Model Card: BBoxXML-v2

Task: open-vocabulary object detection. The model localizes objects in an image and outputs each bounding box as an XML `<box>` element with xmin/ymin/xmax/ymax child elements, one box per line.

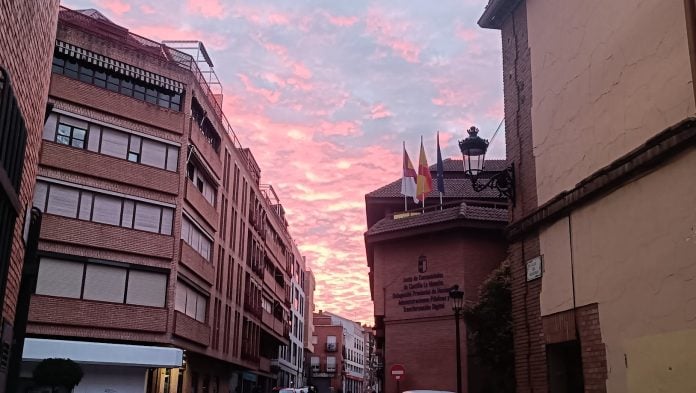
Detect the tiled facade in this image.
<box><xmin>22</xmin><ymin>7</ymin><xmax>310</xmax><ymax>393</ymax></box>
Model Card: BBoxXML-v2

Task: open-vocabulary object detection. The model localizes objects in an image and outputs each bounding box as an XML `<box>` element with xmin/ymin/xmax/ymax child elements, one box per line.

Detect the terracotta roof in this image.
<box><xmin>365</xmin><ymin>203</ymin><xmax>508</xmax><ymax>236</ymax></box>
<box><xmin>366</xmin><ymin>159</ymin><xmax>508</xmax><ymax>199</ymax></box>
<box><xmin>431</xmin><ymin>158</ymin><xmax>508</xmax><ymax>172</ymax></box>
<box><xmin>366</xmin><ymin>177</ymin><xmax>501</xmax><ymax>199</ymax></box>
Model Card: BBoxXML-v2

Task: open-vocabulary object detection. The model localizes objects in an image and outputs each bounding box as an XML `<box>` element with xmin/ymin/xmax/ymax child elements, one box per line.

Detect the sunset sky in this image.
<box><xmin>62</xmin><ymin>0</ymin><xmax>505</xmax><ymax>324</ymax></box>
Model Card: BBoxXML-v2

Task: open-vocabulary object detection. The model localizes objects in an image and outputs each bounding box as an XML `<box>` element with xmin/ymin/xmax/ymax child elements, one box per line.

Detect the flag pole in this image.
<box><xmin>403</xmin><ymin>141</ymin><xmax>407</xmax><ymax>212</ymax></box>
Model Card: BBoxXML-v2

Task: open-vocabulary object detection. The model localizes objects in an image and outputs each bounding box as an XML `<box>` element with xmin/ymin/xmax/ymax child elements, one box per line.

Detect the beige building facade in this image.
<box><xmin>480</xmin><ymin>0</ymin><xmax>696</xmax><ymax>391</ymax></box>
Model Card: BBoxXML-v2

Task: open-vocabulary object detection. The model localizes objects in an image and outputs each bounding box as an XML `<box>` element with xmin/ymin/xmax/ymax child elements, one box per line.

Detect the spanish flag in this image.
<box><xmin>416</xmin><ymin>137</ymin><xmax>433</xmax><ymax>201</ymax></box>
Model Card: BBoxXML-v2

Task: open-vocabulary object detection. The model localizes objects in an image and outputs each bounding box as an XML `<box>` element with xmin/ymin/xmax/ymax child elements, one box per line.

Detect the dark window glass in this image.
<box><xmin>128</xmin><ymin>152</ymin><xmax>140</xmax><ymax>162</ymax></box>
<box><xmin>145</xmin><ymin>87</ymin><xmax>158</xmax><ymax>104</ymax></box>
<box><xmin>64</xmin><ymin>60</ymin><xmax>78</xmax><ymax>78</ymax></box>
<box><xmin>187</xmin><ymin>163</ymin><xmax>195</xmax><ymax>181</ymax></box>
<box><xmin>171</xmin><ymin>94</ymin><xmax>181</xmax><ymax>105</ymax></box>
<box><xmin>121</xmin><ymin>79</ymin><xmax>133</xmax><ymax>97</ymax></box>
<box><xmin>197</xmin><ymin>178</ymin><xmax>204</xmax><ymax>192</ymax></box>
<box><xmin>134</xmin><ymin>84</ymin><xmax>146</xmax><ymax>100</ymax></box>
<box><xmin>171</xmin><ymin>103</ymin><xmax>180</xmax><ymax>111</ymax></box>
<box><xmin>79</xmin><ymin>66</ymin><xmax>94</xmax><ymax>83</ymax></box>
<box><xmin>107</xmin><ymin>75</ymin><xmax>120</xmax><ymax>92</ymax></box>
<box><xmin>158</xmin><ymin>92</ymin><xmax>171</xmax><ymax>108</ymax></box>
<box><xmin>94</xmin><ymin>71</ymin><xmax>107</xmax><ymax>88</ymax></box>
<box><xmin>52</xmin><ymin>57</ymin><xmax>65</xmax><ymax>74</ymax></box>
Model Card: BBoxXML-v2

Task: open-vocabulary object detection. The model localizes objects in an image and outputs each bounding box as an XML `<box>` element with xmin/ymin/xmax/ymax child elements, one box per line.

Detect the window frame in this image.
<box><xmin>55</xmin><ymin>122</ymin><xmax>88</xmax><ymax>149</ymax></box>
<box><xmin>35</xmin><ymin>254</ymin><xmax>169</xmax><ymax>307</ymax></box>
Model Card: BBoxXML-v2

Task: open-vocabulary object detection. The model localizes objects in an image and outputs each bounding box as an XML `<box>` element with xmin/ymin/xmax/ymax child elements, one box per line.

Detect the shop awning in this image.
<box><xmin>23</xmin><ymin>338</ymin><xmax>183</xmax><ymax>368</ymax></box>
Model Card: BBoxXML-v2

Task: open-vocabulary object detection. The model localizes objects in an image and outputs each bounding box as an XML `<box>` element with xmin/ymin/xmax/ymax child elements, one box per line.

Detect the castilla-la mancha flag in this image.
<box><xmin>416</xmin><ymin>137</ymin><xmax>433</xmax><ymax>201</ymax></box>
<box><xmin>401</xmin><ymin>142</ymin><xmax>419</xmax><ymax>203</ymax></box>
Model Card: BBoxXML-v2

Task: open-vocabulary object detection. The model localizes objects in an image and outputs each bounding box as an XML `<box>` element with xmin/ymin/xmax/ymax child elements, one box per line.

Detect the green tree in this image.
<box><xmin>33</xmin><ymin>358</ymin><xmax>83</xmax><ymax>392</ymax></box>
<box><xmin>464</xmin><ymin>262</ymin><xmax>514</xmax><ymax>393</ymax></box>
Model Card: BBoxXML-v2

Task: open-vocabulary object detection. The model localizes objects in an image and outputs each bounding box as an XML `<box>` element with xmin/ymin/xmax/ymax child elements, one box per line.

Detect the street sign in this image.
<box><xmin>390</xmin><ymin>364</ymin><xmax>406</xmax><ymax>381</ymax></box>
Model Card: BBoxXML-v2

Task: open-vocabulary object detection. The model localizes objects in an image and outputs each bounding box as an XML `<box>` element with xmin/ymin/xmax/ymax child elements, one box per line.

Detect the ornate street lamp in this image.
<box><xmin>449</xmin><ymin>285</ymin><xmax>465</xmax><ymax>393</ymax></box>
<box><xmin>458</xmin><ymin>126</ymin><xmax>515</xmax><ymax>202</ymax></box>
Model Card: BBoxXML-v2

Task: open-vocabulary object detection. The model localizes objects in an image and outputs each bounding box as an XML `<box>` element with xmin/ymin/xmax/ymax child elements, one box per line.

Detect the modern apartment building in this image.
<box><xmin>364</xmin><ymin>159</ymin><xmax>508</xmax><ymax>393</ymax></box>
<box><xmin>0</xmin><ymin>2</ymin><xmax>59</xmax><ymax>391</ymax></box>
<box><xmin>21</xmin><ymin>7</ymin><xmax>306</xmax><ymax>393</ymax></box>
<box><xmin>311</xmin><ymin>311</ymin><xmax>365</xmax><ymax>393</ymax></box>
<box><xmin>479</xmin><ymin>0</ymin><xmax>696</xmax><ymax>391</ymax></box>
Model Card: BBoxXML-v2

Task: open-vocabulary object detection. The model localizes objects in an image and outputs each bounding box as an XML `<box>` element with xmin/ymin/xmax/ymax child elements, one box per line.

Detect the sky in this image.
<box><xmin>62</xmin><ymin>0</ymin><xmax>505</xmax><ymax>325</ymax></box>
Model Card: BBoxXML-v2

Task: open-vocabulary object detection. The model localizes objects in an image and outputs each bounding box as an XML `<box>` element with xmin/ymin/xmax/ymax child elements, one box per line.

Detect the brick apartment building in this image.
<box><xmin>303</xmin><ymin>269</ymin><xmax>316</xmax><ymax>385</ymax></box>
<box><xmin>275</xmin><ymin>252</ymin><xmax>309</xmax><ymax>388</ymax></box>
<box><xmin>19</xmin><ymin>7</ymin><xmax>310</xmax><ymax>393</ymax></box>
<box><xmin>310</xmin><ymin>312</ymin><xmax>366</xmax><ymax>393</ymax></box>
<box><xmin>479</xmin><ymin>0</ymin><xmax>696</xmax><ymax>391</ymax></box>
<box><xmin>0</xmin><ymin>1</ymin><xmax>59</xmax><ymax>392</ymax></box>
<box><xmin>364</xmin><ymin>160</ymin><xmax>508</xmax><ymax>393</ymax></box>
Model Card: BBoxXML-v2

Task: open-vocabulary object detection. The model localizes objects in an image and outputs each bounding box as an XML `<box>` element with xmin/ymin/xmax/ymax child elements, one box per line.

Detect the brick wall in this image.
<box><xmin>29</xmin><ymin>295</ymin><xmax>168</xmax><ymax>332</ymax></box>
<box><xmin>0</xmin><ymin>0</ymin><xmax>59</xmax><ymax>323</ymax></box>
<box><xmin>50</xmin><ymin>74</ymin><xmax>185</xmax><ymax>133</ymax></box>
<box><xmin>498</xmin><ymin>2</ymin><xmax>549</xmax><ymax>392</ymax></box>
<box><xmin>40</xmin><ymin>214</ymin><xmax>174</xmax><ymax>259</ymax></box>
<box><xmin>40</xmin><ymin>141</ymin><xmax>181</xmax><ymax>195</ymax></box>
<box><xmin>174</xmin><ymin>311</ymin><xmax>211</xmax><ymax>346</ymax></box>
<box><xmin>371</xmin><ymin>228</ymin><xmax>507</xmax><ymax>393</ymax></box>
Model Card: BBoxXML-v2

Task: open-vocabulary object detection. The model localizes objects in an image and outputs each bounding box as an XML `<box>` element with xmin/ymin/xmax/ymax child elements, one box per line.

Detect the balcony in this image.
<box><xmin>259</xmin><ymin>356</ymin><xmax>272</xmax><ymax>373</ymax></box>
<box><xmin>40</xmin><ymin>142</ymin><xmax>180</xmax><ymax>195</ymax></box>
<box><xmin>273</xmin><ymin>317</ymin><xmax>285</xmax><ymax>337</ymax></box>
<box><xmin>50</xmin><ymin>74</ymin><xmax>184</xmax><ymax>133</ymax></box>
<box><xmin>179</xmin><ymin>239</ymin><xmax>214</xmax><ymax>285</ymax></box>
<box><xmin>173</xmin><ymin>311</ymin><xmax>211</xmax><ymax>346</ymax></box>
<box><xmin>189</xmin><ymin>118</ymin><xmax>222</xmax><ymax>177</ymax></box>
<box><xmin>243</xmin><ymin>294</ymin><xmax>262</xmax><ymax>319</ymax></box>
<box><xmin>29</xmin><ymin>295</ymin><xmax>168</xmax><ymax>333</ymax></box>
<box><xmin>326</xmin><ymin>366</ymin><xmax>337</xmax><ymax>373</ymax></box>
<box><xmin>185</xmin><ymin>182</ymin><xmax>218</xmax><ymax>230</ymax></box>
<box><xmin>326</xmin><ymin>343</ymin><xmax>337</xmax><ymax>352</ymax></box>
<box><xmin>40</xmin><ymin>214</ymin><xmax>174</xmax><ymax>259</ymax></box>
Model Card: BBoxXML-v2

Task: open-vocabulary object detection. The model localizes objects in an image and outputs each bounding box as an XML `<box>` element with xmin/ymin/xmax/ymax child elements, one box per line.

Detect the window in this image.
<box><xmin>175</xmin><ymin>281</ymin><xmax>208</xmax><ymax>322</ymax></box>
<box><xmin>45</xmin><ymin>114</ymin><xmax>180</xmax><ymax>171</ymax></box>
<box><xmin>326</xmin><ymin>356</ymin><xmax>336</xmax><ymax>372</ymax></box>
<box><xmin>181</xmin><ymin>217</ymin><xmax>213</xmax><ymax>261</ymax></box>
<box><xmin>51</xmin><ymin>53</ymin><xmax>183</xmax><ymax>111</ymax></box>
<box><xmin>56</xmin><ymin>123</ymin><xmax>87</xmax><ymax>148</ymax></box>
<box><xmin>187</xmin><ymin>162</ymin><xmax>217</xmax><ymax>206</ymax></box>
<box><xmin>128</xmin><ymin>135</ymin><xmax>141</xmax><ymax>162</ymax></box>
<box><xmin>311</xmin><ymin>356</ymin><xmax>320</xmax><ymax>371</ymax></box>
<box><xmin>33</xmin><ymin>180</ymin><xmax>173</xmax><ymax>235</ymax></box>
<box><xmin>35</xmin><ymin>257</ymin><xmax>167</xmax><ymax>307</ymax></box>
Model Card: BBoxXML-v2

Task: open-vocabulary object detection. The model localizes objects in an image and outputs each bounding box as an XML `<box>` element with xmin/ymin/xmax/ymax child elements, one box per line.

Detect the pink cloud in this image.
<box><xmin>456</xmin><ymin>26</ymin><xmax>479</xmax><ymax>42</ymax></box>
<box><xmin>370</xmin><ymin>103</ymin><xmax>392</xmax><ymax>119</ymax></box>
<box><xmin>365</xmin><ymin>8</ymin><xmax>422</xmax><ymax>63</ymax></box>
<box><xmin>237</xmin><ymin>74</ymin><xmax>281</xmax><ymax>103</ymax></box>
<box><xmin>186</xmin><ymin>0</ymin><xmax>225</xmax><ymax>19</ymax></box>
<box><xmin>96</xmin><ymin>0</ymin><xmax>131</xmax><ymax>16</ymax></box>
<box><xmin>130</xmin><ymin>24</ymin><xmax>228</xmax><ymax>51</ymax></box>
<box><xmin>327</xmin><ymin>14</ymin><xmax>359</xmax><ymax>27</ymax></box>
<box><xmin>139</xmin><ymin>4</ymin><xmax>155</xmax><ymax>14</ymax></box>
